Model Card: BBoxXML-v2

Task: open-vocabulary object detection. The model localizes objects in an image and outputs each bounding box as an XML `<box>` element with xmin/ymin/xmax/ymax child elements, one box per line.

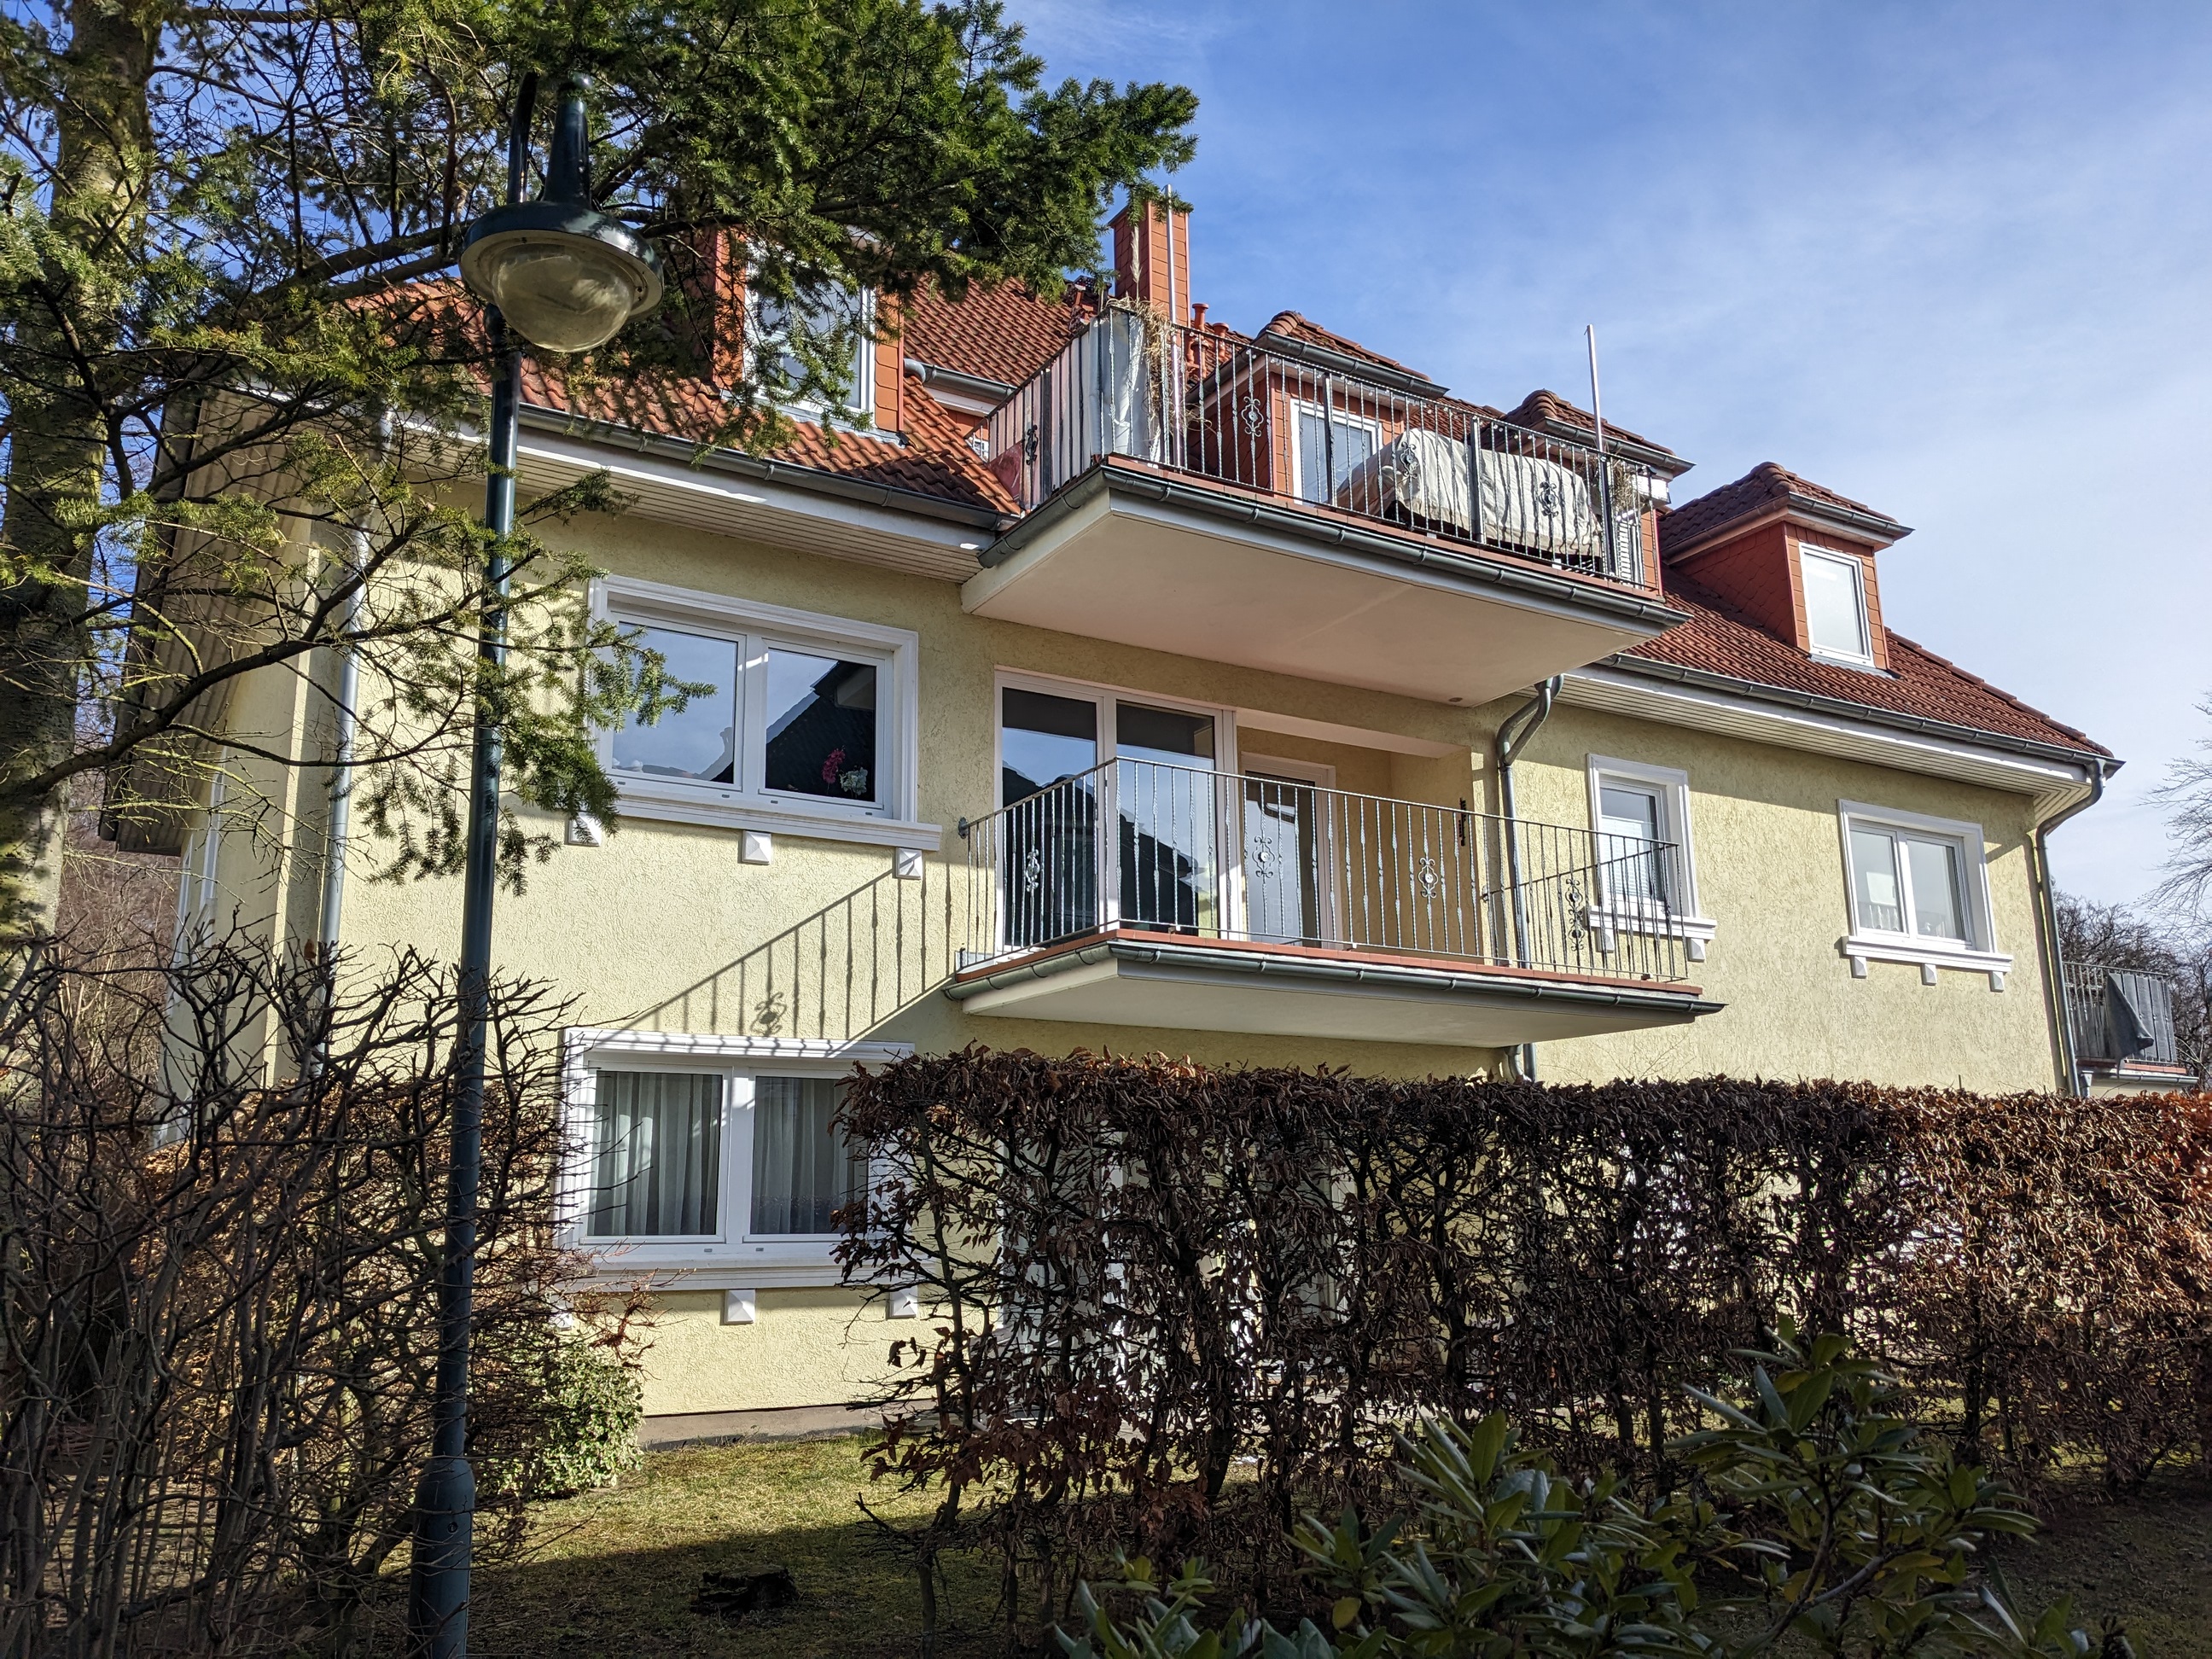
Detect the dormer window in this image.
<box><xmin>1800</xmin><ymin>545</ymin><xmax>1873</xmax><ymax>664</ymax></box>
<box><xmin>750</xmin><ymin>279</ymin><xmax>876</xmax><ymax>422</ymax></box>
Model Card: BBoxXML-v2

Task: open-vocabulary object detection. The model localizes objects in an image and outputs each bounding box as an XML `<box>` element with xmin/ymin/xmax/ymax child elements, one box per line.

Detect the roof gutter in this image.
<box><xmin>1665</xmin><ymin>498</ymin><xmax>1912</xmax><ymax>560</ymax></box>
<box><xmin>984</xmin><ymin>463</ymin><xmax>1689</xmax><ymax>632</ymax></box>
<box><xmin>1588</xmin><ymin>654</ymin><xmax>2116</xmax><ymax>778</ymax></box>
<box><xmin>903</xmin><ymin>357</ymin><xmax>1017</xmax><ymax>407</ymax></box>
<box><xmin>946</xmin><ymin>934</ymin><xmax>1721</xmax><ymax>1018</ymax></box>
<box><xmin>515</xmin><ymin>402</ymin><xmax>1008</xmax><ymax>532</ymax></box>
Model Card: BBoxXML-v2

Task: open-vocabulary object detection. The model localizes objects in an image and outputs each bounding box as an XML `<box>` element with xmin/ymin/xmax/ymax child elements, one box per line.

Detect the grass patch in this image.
<box><xmin>458</xmin><ymin>1436</ymin><xmax>998</xmax><ymax>1659</ymax></box>
<box><xmin>421</xmin><ymin>1438</ymin><xmax>2212</xmax><ymax>1658</ymax></box>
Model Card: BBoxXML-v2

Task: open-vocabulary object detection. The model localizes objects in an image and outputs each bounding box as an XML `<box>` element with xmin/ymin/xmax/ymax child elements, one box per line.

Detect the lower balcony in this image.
<box><xmin>2064</xmin><ymin>961</ymin><xmax>2197</xmax><ymax>1091</ymax></box>
<box><xmin>947</xmin><ymin>759</ymin><xmax>1720</xmax><ymax>1047</ymax></box>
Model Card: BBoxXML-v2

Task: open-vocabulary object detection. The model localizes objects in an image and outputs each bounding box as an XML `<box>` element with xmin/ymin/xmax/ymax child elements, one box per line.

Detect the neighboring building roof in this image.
<box><xmin>1255</xmin><ymin>311</ymin><xmax>1431</xmax><ymax>381</ymax></box>
<box><xmin>899</xmin><ymin>279</ymin><xmax>1086</xmax><ymax>389</ymax></box>
<box><xmin>1661</xmin><ymin>462</ymin><xmax>1908</xmax><ymax>555</ymax></box>
<box><xmin>1500</xmin><ymin>389</ymin><xmax>1678</xmax><ymax>468</ymax></box>
<box><xmin>1623</xmin><ymin>572</ymin><xmax>2109</xmax><ymax>758</ymax></box>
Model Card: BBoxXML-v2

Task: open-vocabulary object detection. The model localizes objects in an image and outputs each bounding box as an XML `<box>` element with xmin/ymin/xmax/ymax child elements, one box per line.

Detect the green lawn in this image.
<box><xmin>443</xmin><ymin>1436</ymin><xmax>2212</xmax><ymax>1658</ymax></box>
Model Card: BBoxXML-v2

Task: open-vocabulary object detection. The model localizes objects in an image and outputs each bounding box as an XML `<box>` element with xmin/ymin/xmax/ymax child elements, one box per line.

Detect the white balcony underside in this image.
<box><xmin>947</xmin><ymin>934</ymin><xmax>1719</xmax><ymax>1048</ymax></box>
<box><xmin>963</xmin><ymin>474</ymin><xmax>1679</xmax><ymax>707</ymax></box>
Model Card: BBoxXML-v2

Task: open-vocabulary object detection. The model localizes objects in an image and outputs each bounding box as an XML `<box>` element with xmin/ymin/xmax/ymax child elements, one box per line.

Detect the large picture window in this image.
<box><xmin>587</xmin><ymin>1070</ymin><xmax>723</xmax><ymax>1239</ymax></box>
<box><xmin>594</xmin><ymin>579</ymin><xmax>922</xmax><ymax>845</ymax></box>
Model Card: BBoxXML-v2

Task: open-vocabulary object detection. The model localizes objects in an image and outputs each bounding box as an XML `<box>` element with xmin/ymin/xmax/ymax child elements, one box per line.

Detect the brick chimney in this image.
<box><xmin>1109</xmin><ymin>196</ymin><xmax>1191</xmax><ymax>323</ymax></box>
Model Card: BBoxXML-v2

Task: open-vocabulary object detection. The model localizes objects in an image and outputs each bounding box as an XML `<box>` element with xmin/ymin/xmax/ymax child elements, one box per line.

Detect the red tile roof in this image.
<box><xmin>1626</xmin><ymin>572</ymin><xmax>2106</xmax><ymax>756</ymax></box>
<box><xmin>520</xmin><ymin>350</ymin><xmax>1017</xmax><ymax>515</ymax></box>
<box><xmin>1501</xmin><ymin>389</ymin><xmax>1674</xmax><ymax>463</ymax></box>
<box><xmin>472</xmin><ymin>274</ymin><xmax>2101</xmax><ymax>764</ymax></box>
<box><xmin>1661</xmin><ymin>462</ymin><xmax>1906</xmax><ymax>554</ymax></box>
<box><xmin>899</xmin><ymin>280</ymin><xmax>1088</xmax><ymax>388</ymax></box>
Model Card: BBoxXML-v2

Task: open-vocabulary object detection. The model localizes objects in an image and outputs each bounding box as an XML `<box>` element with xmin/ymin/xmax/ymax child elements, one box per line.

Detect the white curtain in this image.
<box><xmin>587</xmin><ymin>1070</ymin><xmax>722</xmax><ymax>1237</ymax></box>
<box><xmin>751</xmin><ymin>1076</ymin><xmax>861</xmax><ymax>1234</ymax></box>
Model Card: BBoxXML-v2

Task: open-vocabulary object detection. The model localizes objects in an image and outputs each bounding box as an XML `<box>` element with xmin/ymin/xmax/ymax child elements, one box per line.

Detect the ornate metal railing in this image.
<box><xmin>957</xmin><ymin>758</ymin><xmax>1691</xmax><ymax>984</ymax></box>
<box><xmin>985</xmin><ymin>306</ymin><xmax>1662</xmax><ymax>586</ymax></box>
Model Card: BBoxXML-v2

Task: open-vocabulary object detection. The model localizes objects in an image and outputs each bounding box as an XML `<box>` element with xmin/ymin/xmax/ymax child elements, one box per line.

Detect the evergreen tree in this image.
<box><xmin>0</xmin><ymin>0</ymin><xmax>1196</xmax><ymax>933</ymax></box>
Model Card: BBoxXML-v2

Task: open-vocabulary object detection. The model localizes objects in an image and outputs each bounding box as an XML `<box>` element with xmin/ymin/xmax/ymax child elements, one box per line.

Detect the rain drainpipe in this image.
<box><xmin>2027</xmin><ymin>760</ymin><xmax>2106</xmax><ymax>1097</ymax></box>
<box><xmin>1493</xmin><ymin>674</ymin><xmax>1563</xmax><ymax>1081</ymax></box>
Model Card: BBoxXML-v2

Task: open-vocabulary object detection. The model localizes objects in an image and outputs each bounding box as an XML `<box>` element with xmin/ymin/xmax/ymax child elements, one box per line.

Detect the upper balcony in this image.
<box><xmin>968</xmin><ymin>307</ymin><xmax>1686</xmax><ymax>707</ymax></box>
<box><xmin>947</xmin><ymin>757</ymin><xmax>1719</xmax><ymax>1047</ymax></box>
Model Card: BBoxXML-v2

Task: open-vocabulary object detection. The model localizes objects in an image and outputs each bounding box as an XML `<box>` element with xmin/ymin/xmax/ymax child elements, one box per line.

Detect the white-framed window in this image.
<box><xmin>1289</xmin><ymin>399</ymin><xmax>1382</xmax><ymax>505</ymax></box>
<box><xmin>561</xmin><ymin>1028</ymin><xmax>912</xmax><ymax>1285</ymax></box>
<box><xmin>594</xmin><ymin>576</ymin><xmax>933</xmax><ymax>852</ymax></box>
<box><xmin>1836</xmin><ymin>800</ymin><xmax>2011</xmax><ymax>987</ymax></box>
<box><xmin>749</xmin><ymin>276</ymin><xmax>876</xmax><ymax>424</ymax></box>
<box><xmin>1799</xmin><ymin>544</ymin><xmax>1874</xmax><ymax>665</ymax></box>
<box><xmin>1583</xmin><ymin>754</ymin><xmax>1714</xmax><ymax>958</ymax></box>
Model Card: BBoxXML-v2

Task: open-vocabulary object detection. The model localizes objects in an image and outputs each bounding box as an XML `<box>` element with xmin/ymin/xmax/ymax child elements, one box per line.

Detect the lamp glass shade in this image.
<box><xmin>466</xmin><ymin>227</ymin><xmax>659</xmax><ymax>353</ymax></box>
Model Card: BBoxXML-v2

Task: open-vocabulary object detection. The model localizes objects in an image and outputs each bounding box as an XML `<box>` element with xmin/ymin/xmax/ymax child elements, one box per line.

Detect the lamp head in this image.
<box><xmin>459</xmin><ymin>79</ymin><xmax>663</xmax><ymax>353</ymax></box>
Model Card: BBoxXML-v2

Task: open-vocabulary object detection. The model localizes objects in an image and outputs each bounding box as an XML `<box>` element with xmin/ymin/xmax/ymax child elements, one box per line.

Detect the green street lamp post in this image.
<box><xmin>406</xmin><ymin>73</ymin><xmax>661</xmax><ymax>1659</ymax></box>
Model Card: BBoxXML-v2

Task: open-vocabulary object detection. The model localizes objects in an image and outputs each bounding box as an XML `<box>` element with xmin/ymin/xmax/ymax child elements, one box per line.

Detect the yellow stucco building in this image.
<box><xmin>148</xmin><ymin>203</ymin><xmax>2130</xmax><ymax>1425</ymax></box>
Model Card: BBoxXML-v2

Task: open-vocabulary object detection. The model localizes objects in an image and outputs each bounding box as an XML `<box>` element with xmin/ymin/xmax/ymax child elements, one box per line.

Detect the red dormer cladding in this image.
<box><xmin>1658</xmin><ymin>463</ymin><xmax>1904</xmax><ymax>672</ymax></box>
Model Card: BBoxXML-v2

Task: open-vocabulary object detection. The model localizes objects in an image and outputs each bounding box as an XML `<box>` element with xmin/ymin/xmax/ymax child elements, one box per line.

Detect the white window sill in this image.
<box><xmin>1840</xmin><ymin>934</ymin><xmax>2012</xmax><ymax>988</ymax></box>
<box><xmin>572</xmin><ymin>1249</ymin><xmax>846</xmax><ymax>1289</ymax></box>
<box><xmin>613</xmin><ymin>777</ymin><xmax>942</xmax><ymax>853</ymax></box>
<box><xmin>1585</xmin><ymin>906</ymin><xmax>1717</xmax><ymax>961</ymax></box>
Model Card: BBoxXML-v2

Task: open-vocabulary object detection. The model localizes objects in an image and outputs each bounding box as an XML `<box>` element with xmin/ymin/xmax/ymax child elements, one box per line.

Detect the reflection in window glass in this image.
<box><xmin>1904</xmin><ymin>836</ymin><xmax>1966</xmax><ymax>941</ymax></box>
<box><xmin>1001</xmin><ymin>687</ymin><xmax>1098</xmax><ymax>805</ymax></box>
<box><xmin>1297</xmin><ymin>408</ymin><xmax>1377</xmax><ymax>504</ymax></box>
<box><xmin>1850</xmin><ymin>825</ymin><xmax>1905</xmax><ymax>934</ymax></box>
<box><xmin>1598</xmin><ymin>783</ymin><xmax>1668</xmax><ymax>905</ymax></box>
<box><xmin>1802</xmin><ymin>550</ymin><xmax>1870</xmax><ymax>659</ymax></box>
<box><xmin>613</xmin><ymin>626</ymin><xmax>739</xmax><ymax>783</ymax></box>
<box><xmin>1115</xmin><ymin>702</ymin><xmax>1214</xmax><ymax>767</ymax></box>
<box><xmin>753</xmin><ymin>283</ymin><xmax>868</xmax><ymax>408</ymax></box>
<box><xmin>750</xmin><ymin>1076</ymin><xmax>864</xmax><ymax>1235</ymax></box>
<box><xmin>1116</xmin><ymin>703</ymin><xmax>1217</xmax><ymax>933</ymax></box>
<box><xmin>763</xmin><ymin>649</ymin><xmax>878</xmax><ymax>802</ymax></box>
<box><xmin>587</xmin><ymin>1070</ymin><xmax>721</xmax><ymax>1238</ymax></box>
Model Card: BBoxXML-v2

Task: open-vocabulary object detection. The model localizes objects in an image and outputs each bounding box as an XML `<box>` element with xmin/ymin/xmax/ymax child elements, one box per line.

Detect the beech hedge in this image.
<box><xmin>836</xmin><ymin>1051</ymin><xmax>2212</xmax><ymax>1627</ymax></box>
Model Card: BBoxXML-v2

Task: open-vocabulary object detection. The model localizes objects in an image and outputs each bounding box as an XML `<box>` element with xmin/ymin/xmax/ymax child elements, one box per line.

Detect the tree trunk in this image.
<box><xmin>0</xmin><ymin>0</ymin><xmax>160</xmax><ymax>940</ymax></box>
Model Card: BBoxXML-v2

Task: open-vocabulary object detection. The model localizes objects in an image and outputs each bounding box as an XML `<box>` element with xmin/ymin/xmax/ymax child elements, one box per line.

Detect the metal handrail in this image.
<box><xmin>958</xmin><ymin>757</ymin><xmax>1690</xmax><ymax>984</ymax></box>
<box><xmin>985</xmin><ymin>305</ymin><xmax>1662</xmax><ymax>588</ymax></box>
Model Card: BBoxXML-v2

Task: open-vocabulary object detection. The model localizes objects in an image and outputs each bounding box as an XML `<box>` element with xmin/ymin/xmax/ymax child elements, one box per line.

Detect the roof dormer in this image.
<box><xmin>1658</xmin><ymin>463</ymin><xmax>1908</xmax><ymax>672</ymax></box>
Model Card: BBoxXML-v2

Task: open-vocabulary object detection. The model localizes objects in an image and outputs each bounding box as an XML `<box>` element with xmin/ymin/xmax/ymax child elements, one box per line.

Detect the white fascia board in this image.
<box><xmin>1561</xmin><ymin>665</ymin><xmax>2096</xmax><ymax>811</ymax></box>
<box><xmin>515</xmin><ymin>426</ymin><xmax>987</xmax><ymax>571</ymax></box>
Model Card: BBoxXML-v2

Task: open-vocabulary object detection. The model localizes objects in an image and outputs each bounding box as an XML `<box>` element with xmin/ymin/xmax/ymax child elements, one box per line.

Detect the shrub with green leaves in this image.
<box><xmin>480</xmin><ymin>1331</ymin><xmax>645</xmax><ymax>1504</ymax></box>
<box><xmin>1058</xmin><ymin>1327</ymin><xmax>2131</xmax><ymax>1659</ymax></box>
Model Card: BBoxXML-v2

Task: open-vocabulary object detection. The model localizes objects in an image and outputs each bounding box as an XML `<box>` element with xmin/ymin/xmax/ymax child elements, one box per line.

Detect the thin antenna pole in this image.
<box><xmin>1585</xmin><ymin>324</ymin><xmax>1606</xmax><ymax>457</ymax></box>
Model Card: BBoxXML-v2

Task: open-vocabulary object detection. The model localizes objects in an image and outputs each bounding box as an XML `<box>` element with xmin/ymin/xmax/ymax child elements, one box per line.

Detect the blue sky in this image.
<box><xmin>1022</xmin><ymin>0</ymin><xmax>2212</xmax><ymax>912</ymax></box>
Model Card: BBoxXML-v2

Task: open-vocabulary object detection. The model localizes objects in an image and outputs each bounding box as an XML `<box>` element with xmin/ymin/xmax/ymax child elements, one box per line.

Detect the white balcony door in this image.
<box><xmin>1237</xmin><ymin>756</ymin><xmax>1338</xmax><ymax>946</ymax></box>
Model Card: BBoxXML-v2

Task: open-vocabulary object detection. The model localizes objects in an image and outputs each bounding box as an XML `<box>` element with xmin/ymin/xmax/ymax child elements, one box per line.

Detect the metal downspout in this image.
<box><xmin>1493</xmin><ymin>675</ymin><xmax>1563</xmax><ymax>1080</ymax></box>
<box><xmin>2029</xmin><ymin>762</ymin><xmax>2106</xmax><ymax>1097</ymax></box>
